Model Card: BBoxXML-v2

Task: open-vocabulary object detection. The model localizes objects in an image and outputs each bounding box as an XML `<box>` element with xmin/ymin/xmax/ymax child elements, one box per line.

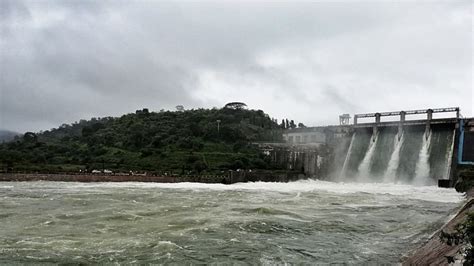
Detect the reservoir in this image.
<box><xmin>0</xmin><ymin>180</ymin><xmax>463</xmax><ymax>264</ymax></box>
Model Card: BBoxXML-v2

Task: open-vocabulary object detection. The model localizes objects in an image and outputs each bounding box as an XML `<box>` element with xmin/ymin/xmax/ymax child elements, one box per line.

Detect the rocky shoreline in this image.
<box><xmin>402</xmin><ymin>189</ymin><xmax>473</xmax><ymax>265</ymax></box>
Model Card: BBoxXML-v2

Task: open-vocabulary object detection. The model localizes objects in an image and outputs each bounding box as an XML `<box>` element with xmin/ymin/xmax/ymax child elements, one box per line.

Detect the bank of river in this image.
<box><xmin>0</xmin><ymin>180</ymin><xmax>463</xmax><ymax>264</ymax></box>
<box><xmin>0</xmin><ymin>173</ymin><xmax>178</xmax><ymax>183</ymax></box>
<box><xmin>403</xmin><ymin>189</ymin><xmax>473</xmax><ymax>265</ymax></box>
<box><xmin>0</xmin><ymin>171</ymin><xmax>300</xmax><ymax>184</ymax></box>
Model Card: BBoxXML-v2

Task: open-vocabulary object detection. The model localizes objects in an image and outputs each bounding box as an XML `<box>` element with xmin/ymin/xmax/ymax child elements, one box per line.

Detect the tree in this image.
<box><xmin>23</xmin><ymin>132</ymin><xmax>38</xmax><ymax>143</ymax></box>
<box><xmin>193</xmin><ymin>160</ymin><xmax>207</xmax><ymax>173</ymax></box>
<box><xmin>285</xmin><ymin>119</ymin><xmax>290</xmax><ymax>129</ymax></box>
<box><xmin>135</xmin><ymin>108</ymin><xmax>150</xmax><ymax>117</ymax></box>
<box><xmin>298</xmin><ymin>122</ymin><xmax>307</xmax><ymax>128</ymax></box>
<box><xmin>290</xmin><ymin>120</ymin><xmax>296</xmax><ymax>129</ymax></box>
<box><xmin>231</xmin><ymin>160</ymin><xmax>244</xmax><ymax>170</ymax></box>
<box><xmin>224</xmin><ymin>102</ymin><xmax>247</xmax><ymax>110</ymax></box>
<box><xmin>280</xmin><ymin>119</ymin><xmax>286</xmax><ymax>129</ymax></box>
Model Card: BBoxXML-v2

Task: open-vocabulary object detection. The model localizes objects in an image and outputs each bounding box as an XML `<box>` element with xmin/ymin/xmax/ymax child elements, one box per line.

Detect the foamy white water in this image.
<box><xmin>47</xmin><ymin>179</ymin><xmax>463</xmax><ymax>203</ymax></box>
<box><xmin>384</xmin><ymin>133</ymin><xmax>404</xmax><ymax>182</ymax></box>
<box><xmin>414</xmin><ymin>131</ymin><xmax>432</xmax><ymax>185</ymax></box>
<box><xmin>357</xmin><ymin>132</ymin><xmax>379</xmax><ymax>181</ymax></box>
<box><xmin>0</xmin><ymin>181</ymin><xmax>464</xmax><ymax>264</ymax></box>
<box><xmin>444</xmin><ymin>129</ymin><xmax>456</xmax><ymax>180</ymax></box>
<box><xmin>339</xmin><ymin>133</ymin><xmax>356</xmax><ymax>179</ymax></box>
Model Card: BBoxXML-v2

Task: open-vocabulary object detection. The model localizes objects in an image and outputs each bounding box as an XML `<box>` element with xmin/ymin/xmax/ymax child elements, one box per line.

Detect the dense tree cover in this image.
<box><xmin>0</xmin><ymin>107</ymin><xmax>286</xmax><ymax>174</ymax></box>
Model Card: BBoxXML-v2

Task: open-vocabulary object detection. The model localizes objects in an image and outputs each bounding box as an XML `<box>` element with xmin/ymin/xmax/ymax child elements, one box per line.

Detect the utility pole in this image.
<box><xmin>216</xmin><ymin>120</ymin><xmax>221</xmax><ymax>134</ymax></box>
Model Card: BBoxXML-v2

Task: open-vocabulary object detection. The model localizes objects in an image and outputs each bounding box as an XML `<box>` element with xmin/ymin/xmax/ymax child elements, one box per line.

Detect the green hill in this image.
<box><xmin>0</xmin><ymin>107</ymin><xmax>285</xmax><ymax>174</ymax></box>
<box><xmin>0</xmin><ymin>130</ymin><xmax>20</xmax><ymax>142</ymax></box>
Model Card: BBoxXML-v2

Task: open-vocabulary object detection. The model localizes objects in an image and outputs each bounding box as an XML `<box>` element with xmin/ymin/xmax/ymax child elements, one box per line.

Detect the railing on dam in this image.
<box><xmin>353</xmin><ymin>107</ymin><xmax>460</xmax><ymax>125</ymax></box>
<box><xmin>353</xmin><ymin>107</ymin><xmax>461</xmax><ymax>137</ymax></box>
<box><xmin>352</xmin><ymin>118</ymin><xmax>459</xmax><ymax>128</ymax></box>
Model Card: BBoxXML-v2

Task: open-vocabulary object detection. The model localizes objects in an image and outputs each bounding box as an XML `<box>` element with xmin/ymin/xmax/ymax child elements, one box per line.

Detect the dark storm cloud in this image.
<box><xmin>0</xmin><ymin>0</ymin><xmax>472</xmax><ymax>132</ymax></box>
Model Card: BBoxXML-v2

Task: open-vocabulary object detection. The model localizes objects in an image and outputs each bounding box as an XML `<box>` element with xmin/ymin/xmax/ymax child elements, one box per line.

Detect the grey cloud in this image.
<box><xmin>0</xmin><ymin>0</ymin><xmax>31</xmax><ymax>22</ymax></box>
<box><xmin>0</xmin><ymin>0</ymin><xmax>472</xmax><ymax>132</ymax></box>
<box><xmin>322</xmin><ymin>87</ymin><xmax>360</xmax><ymax>112</ymax></box>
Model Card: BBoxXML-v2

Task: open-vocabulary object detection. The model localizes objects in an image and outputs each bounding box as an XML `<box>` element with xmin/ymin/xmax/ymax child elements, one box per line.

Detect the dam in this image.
<box><xmin>263</xmin><ymin>107</ymin><xmax>474</xmax><ymax>187</ymax></box>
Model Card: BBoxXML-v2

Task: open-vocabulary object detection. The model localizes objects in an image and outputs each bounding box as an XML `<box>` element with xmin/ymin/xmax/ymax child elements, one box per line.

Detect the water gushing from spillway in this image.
<box><xmin>413</xmin><ymin>130</ymin><xmax>432</xmax><ymax>185</ymax></box>
<box><xmin>339</xmin><ymin>133</ymin><xmax>356</xmax><ymax>179</ymax></box>
<box><xmin>383</xmin><ymin>133</ymin><xmax>404</xmax><ymax>183</ymax></box>
<box><xmin>356</xmin><ymin>132</ymin><xmax>379</xmax><ymax>181</ymax></box>
<box><xmin>332</xmin><ymin>124</ymin><xmax>455</xmax><ymax>185</ymax></box>
<box><xmin>444</xmin><ymin>130</ymin><xmax>456</xmax><ymax>180</ymax></box>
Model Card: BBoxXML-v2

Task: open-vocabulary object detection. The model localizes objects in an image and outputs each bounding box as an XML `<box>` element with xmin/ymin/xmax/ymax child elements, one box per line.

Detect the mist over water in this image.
<box><xmin>0</xmin><ymin>181</ymin><xmax>463</xmax><ymax>264</ymax></box>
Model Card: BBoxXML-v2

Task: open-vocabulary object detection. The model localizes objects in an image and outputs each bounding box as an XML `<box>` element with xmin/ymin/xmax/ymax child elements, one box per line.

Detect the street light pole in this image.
<box><xmin>216</xmin><ymin>120</ymin><xmax>221</xmax><ymax>134</ymax></box>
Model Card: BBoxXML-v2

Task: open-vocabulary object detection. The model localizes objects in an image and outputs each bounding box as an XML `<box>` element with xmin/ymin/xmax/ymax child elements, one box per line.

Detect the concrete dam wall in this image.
<box><xmin>332</xmin><ymin>124</ymin><xmax>455</xmax><ymax>185</ymax></box>
<box><xmin>267</xmin><ymin>112</ymin><xmax>474</xmax><ymax>187</ymax></box>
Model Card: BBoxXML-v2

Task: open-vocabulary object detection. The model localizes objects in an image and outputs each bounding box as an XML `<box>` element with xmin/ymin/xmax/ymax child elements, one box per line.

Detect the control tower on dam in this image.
<box><xmin>274</xmin><ymin>107</ymin><xmax>474</xmax><ymax>187</ymax></box>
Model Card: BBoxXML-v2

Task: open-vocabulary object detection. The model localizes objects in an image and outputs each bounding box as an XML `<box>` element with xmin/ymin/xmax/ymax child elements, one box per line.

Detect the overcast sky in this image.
<box><xmin>0</xmin><ymin>0</ymin><xmax>472</xmax><ymax>133</ymax></box>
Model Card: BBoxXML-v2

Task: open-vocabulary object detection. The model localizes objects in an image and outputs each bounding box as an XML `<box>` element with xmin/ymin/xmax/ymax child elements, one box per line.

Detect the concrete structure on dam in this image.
<box><xmin>263</xmin><ymin>107</ymin><xmax>474</xmax><ymax>187</ymax></box>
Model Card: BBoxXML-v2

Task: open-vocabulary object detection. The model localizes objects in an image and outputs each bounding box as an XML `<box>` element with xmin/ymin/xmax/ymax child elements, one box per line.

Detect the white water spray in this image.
<box><xmin>413</xmin><ymin>131</ymin><xmax>432</xmax><ymax>185</ymax></box>
<box><xmin>339</xmin><ymin>133</ymin><xmax>356</xmax><ymax>179</ymax></box>
<box><xmin>357</xmin><ymin>132</ymin><xmax>379</xmax><ymax>181</ymax></box>
<box><xmin>444</xmin><ymin>130</ymin><xmax>456</xmax><ymax>180</ymax></box>
<box><xmin>383</xmin><ymin>133</ymin><xmax>404</xmax><ymax>183</ymax></box>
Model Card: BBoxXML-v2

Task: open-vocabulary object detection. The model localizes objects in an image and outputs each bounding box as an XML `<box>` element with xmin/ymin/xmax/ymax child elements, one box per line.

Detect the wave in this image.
<box><xmin>21</xmin><ymin>179</ymin><xmax>464</xmax><ymax>203</ymax></box>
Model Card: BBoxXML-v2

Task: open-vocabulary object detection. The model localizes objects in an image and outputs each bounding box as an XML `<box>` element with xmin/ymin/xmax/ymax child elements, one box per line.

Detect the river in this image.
<box><xmin>0</xmin><ymin>180</ymin><xmax>464</xmax><ymax>264</ymax></box>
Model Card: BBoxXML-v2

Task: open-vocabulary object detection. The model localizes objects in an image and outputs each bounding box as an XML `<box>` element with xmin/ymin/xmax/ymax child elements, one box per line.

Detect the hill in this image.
<box><xmin>0</xmin><ymin>130</ymin><xmax>20</xmax><ymax>142</ymax></box>
<box><xmin>0</xmin><ymin>107</ymin><xmax>287</xmax><ymax>174</ymax></box>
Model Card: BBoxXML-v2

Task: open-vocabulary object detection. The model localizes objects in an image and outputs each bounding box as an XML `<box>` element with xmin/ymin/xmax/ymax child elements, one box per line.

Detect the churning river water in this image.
<box><xmin>0</xmin><ymin>180</ymin><xmax>464</xmax><ymax>264</ymax></box>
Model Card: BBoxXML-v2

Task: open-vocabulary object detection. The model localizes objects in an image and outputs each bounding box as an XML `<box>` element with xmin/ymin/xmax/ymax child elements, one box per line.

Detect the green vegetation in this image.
<box><xmin>0</xmin><ymin>107</ymin><xmax>288</xmax><ymax>175</ymax></box>
<box><xmin>440</xmin><ymin>212</ymin><xmax>474</xmax><ymax>265</ymax></box>
<box><xmin>443</xmin><ymin>165</ymin><xmax>474</xmax><ymax>265</ymax></box>
<box><xmin>455</xmin><ymin>166</ymin><xmax>474</xmax><ymax>193</ymax></box>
